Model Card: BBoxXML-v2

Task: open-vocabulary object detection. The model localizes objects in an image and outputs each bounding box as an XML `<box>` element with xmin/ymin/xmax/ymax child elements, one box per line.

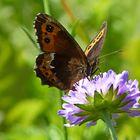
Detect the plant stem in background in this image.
<box><xmin>59</xmin><ymin>91</ymin><xmax>68</xmax><ymax>140</ymax></box>
<box><xmin>43</xmin><ymin>0</ymin><xmax>51</xmax><ymax>14</ymax></box>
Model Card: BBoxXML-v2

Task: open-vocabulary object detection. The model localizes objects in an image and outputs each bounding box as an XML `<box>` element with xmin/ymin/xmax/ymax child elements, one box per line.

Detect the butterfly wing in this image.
<box><xmin>34</xmin><ymin>13</ymin><xmax>89</xmax><ymax>91</ymax></box>
<box><xmin>84</xmin><ymin>22</ymin><xmax>107</xmax><ymax>74</ymax></box>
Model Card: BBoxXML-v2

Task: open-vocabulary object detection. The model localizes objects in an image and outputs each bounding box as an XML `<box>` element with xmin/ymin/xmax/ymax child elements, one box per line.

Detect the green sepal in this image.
<box><xmin>75</xmin><ymin>104</ymin><xmax>94</xmax><ymax>112</ymax></box>
<box><xmin>112</xmin><ymin>92</ymin><xmax>127</xmax><ymax>108</ymax></box>
<box><xmin>105</xmin><ymin>85</ymin><xmax>114</xmax><ymax>101</ymax></box>
<box><xmin>129</xmin><ymin>107</ymin><xmax>140</xmax><ymax>111</ymax></box>
<box><xmin>74</xmin><ymin>111</ymin><xmax>91</xmax><ymax>116</ymax></box>
<box><xmin>118</xmin><ymin>99</ymin><xmax>132</xmax><ymax>108</ymax></box>
<box><xmin>138</xmin><ymin>98</ymin><xmax>140</xmax><ymax>104</ymax></box>
<box><xmin>86</xmin><ymin>94</ymin><xmax>94</xmax><ymax>103</ymax></box>
<box><xmin>94</xmin><ymin>91</ymin><xmax>104</xmax><ymax>107</ymax></box>
<box><xmin>79</xmin><ymin>114</ymin><xmax>99</xmax><ymax>126</ymax></box>
<box><xmin>112</xmin><ymin>109</ymin><xmax>126</xmax><ymax>113</ymax></box>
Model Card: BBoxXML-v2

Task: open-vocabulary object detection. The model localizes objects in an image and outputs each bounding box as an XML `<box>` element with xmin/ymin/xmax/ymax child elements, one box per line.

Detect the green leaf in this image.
<box><xmin>21</xmin><ymin>26</ymin><xmax>38</xmax><ymax>49</ymax></box>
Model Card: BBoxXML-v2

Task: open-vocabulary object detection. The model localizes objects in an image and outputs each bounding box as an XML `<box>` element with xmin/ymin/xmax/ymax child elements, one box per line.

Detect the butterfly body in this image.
<box><xmin>34</xmin><ymin>13</ymin><xmax>107</xmax><ymax>91</ymax></box>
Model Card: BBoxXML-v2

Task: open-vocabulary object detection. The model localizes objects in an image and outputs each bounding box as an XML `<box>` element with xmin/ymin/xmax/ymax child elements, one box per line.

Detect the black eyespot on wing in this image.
<box><xmin>44</xmin><ymin>38</ymin><xmax>50</xmax><ymax>43</ymax></box>
<box><xmin>46</xmin><ymin>25</ymin><xmax>54</xmax><ymax>32</ymax></box>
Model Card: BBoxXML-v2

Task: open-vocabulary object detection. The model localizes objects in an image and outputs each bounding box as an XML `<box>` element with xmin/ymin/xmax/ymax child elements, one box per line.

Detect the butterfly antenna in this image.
<box><xmin>99</xmin><ymin>59</ymin><xmax>105</xmax><ymax>64</ymax></box>
<box><xmin>99</xmin><ymin>49</ymin><xmax>123</xmax><ymax>59</ymax></box>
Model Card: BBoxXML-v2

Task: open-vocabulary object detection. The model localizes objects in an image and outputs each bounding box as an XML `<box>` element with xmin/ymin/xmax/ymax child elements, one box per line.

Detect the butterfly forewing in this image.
<box><xmin>35</xmin><ymin>14</ymin><xmax>86</xmax><ymax>58</ymax></box>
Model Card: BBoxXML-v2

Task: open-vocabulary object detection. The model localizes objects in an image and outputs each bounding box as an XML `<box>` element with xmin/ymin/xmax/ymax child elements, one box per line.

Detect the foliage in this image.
<box><xmin>0</xmin><ymin>0</ymin><xmax>140</xmax><ymax>140</ymax></box>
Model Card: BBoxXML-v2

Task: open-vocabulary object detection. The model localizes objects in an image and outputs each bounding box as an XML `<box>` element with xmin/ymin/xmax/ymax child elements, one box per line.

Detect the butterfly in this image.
<box><xmin>34</xmin><ymin>13</ymin><xmax>107</xmax><ymax>91</ymax></box>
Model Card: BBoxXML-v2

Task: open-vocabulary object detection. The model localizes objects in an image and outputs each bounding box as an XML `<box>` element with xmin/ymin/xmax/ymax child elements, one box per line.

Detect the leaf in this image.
<box><xmin>21</xmin><ymin>26</ymin><xmax>38</xmax><ymax>49</ymax></box>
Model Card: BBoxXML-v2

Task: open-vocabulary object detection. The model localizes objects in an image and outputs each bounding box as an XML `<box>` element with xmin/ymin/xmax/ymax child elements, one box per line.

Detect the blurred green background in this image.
<box><xmin>0</xmin><ymin>0</ymin><xmax>140</xmax><ymax>140</ymax></box>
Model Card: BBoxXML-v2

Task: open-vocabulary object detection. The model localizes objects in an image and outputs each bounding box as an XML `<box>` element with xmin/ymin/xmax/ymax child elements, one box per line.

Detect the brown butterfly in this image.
<box><xmin>34</xmin><ymin>13</ymin><xmax>107</xmax><ymax>91</ymax></box>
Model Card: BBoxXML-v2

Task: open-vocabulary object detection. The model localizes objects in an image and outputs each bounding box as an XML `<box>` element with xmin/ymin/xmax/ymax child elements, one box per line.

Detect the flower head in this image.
<box><xmin>58</xmin><ymin>70</ymin><xmax>140</xmax><ymax>127</ymax></box>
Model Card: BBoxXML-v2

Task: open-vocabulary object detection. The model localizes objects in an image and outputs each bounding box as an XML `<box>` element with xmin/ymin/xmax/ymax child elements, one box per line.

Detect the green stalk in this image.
<box><xmin>43</xmin><ymin>0</ymin><xmax>51</xmax><ymax>14</ymax></box>
<box><xmin>42</xmin><ymin>0</ymin><xmax>67</xmax><ymax>138</ymax></box>
<box><xmin>59</xmin><ymin>90</ymin><xmax>68</xmax><ymax>140</ymax></box>
<box><xmin>102</xmin><ymin>111</ymin><xmax>117</xmax><ymax>140</ymax></box>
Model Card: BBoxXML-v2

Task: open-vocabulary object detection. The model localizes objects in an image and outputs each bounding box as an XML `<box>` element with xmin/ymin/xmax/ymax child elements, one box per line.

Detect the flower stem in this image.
<box><xmin>102</xmin><ymin>111</ymin><xmax>118</xmax><ymax>140</ymax></box>
<box><xmin>59</xmin><ymin>90</ymin><xmax>68</xmax><ymax>140</ymax></box>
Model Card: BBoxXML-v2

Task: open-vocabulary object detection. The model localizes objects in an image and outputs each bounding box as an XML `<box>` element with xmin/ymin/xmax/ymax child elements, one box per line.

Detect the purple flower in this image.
<box><xmin>58</xmin><ymin>70</ymin><xmax>140</xmax><ymax>127</ymax></box>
